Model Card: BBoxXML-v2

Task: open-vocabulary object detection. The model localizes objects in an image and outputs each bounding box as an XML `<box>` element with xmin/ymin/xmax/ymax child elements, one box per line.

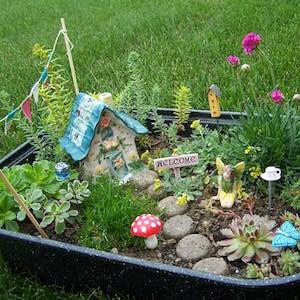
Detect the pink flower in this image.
<box><xmin>242</xmin><ymin>32</ymin><xmax>261</xmax><ymax>55</ymax></box>
<box><xmin>227</xmin><ymin>55</ymin><xmax>240</xmax><ymax>66</ymax></box>
<box><xmin>271</xmin><ymin>89</ymin><xmax>284</xmax><ymax>104</ymax></box>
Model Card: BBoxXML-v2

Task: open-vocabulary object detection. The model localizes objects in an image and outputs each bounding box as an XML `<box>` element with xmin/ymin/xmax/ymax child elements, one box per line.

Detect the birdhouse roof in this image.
<box><xmin>209</xmin><ymin>84</ymin><xmax>221</xmax><ymax>98</ymax></box>
<box><xmin>59</xmin><ymin>93</ymin><xmax>148</xmax><ymax>161</ymax></box>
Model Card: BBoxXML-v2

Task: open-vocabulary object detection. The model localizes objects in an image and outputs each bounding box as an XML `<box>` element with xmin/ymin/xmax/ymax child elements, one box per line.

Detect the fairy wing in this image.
<box><xmin>234</xmin><ymin>161</ymin><xmax>245</xmax><ymax>178</ymax></box>
<box><xmin>216</xmin><ymin>157</ymin><xmax>225</xmax><ymax>175</ymax></box>
<box><xmin>280</xmin><ymin>221</ymin><xmax>300</xmax><ymax>240</ymax></box>
<box><xmin>272</xmin><ymin>234</ymin><xmax>297</xmax><ymax>248</ymax></box>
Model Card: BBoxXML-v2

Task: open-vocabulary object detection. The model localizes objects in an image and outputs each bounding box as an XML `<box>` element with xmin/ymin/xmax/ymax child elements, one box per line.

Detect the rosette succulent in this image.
<box><xmin>278</xmin><ymin>250</ymin><xmax>300</xmax><ymax>276</ymax></box>
<box><xmin>217</xmin><ymin>214</ymin><xmax>279</xmax><ymax>263</ymax></box>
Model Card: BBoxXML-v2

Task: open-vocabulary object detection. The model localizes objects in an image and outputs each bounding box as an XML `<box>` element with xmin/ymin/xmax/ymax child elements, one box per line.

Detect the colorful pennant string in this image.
<box><xmin>0</xmin><ymin>28</ymin><xmax>74</xmax><ymax>133</ymax></box>
<box><xmin>22</xmin><ymin>97</ymin><xmax>32</xmax><ymax>123</ymax></box>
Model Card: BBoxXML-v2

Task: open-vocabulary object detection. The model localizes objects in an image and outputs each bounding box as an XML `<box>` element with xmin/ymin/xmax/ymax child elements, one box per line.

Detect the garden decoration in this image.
<box><xmin>153</xmin><ymin>154</ymin><xmax>198</xmax><ymax>179</ymax></box>
<box><xmin>130</xmin><ymin>214</ymin><xmax>163</xmax><ymax>249</ymax></box>
<box><xmin>0</xmin><ymin>18</ymin><xmax>77</xmax><ymax>133</ymax></box>
<box><xmin>215</xmin><ymin>157</ymin><xmax>245</xmax><ymax>208</ymax></box>
<box><xmin>98</xmin><ymin>92</ymin><xmax>113</xmax><ymax>106</ymax></box>
<box><xmin>60</xmin><ymin>93</ymin><xmax>148</xmax><ymax>180</ymax></box>
<box><xmin>208</xmin><ymin>84</ymin><xmax>221</xmax><ymax>118</ymax></box>
<box><xmin>272</xmin><ymin>221</ymin><xmax>300</xmax><ymax>249</ymax></box>
<box><xmin>261</xmin><ymin>166</ymin><xmax>281</xmax><ymax>209</ymax></box>
<box><xmin>55</xmin><ymin>162</ymin><xmax>70</xmax><ymax>181</ymax></box>
<box><xmin>0</xmin><ymin>169</ymin><xmax>48</xmax><ymax>239</ymax></box>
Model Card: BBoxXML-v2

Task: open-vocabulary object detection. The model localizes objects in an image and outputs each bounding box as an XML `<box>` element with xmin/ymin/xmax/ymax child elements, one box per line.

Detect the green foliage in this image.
<box><xmin>245</xmin><ymin>263</ymin><xmax>274</xmax><ymax>279</ymax></box>
<box><xmin>41</xmin><ymin>201</ymin><xmax>78</xmax><ymax>235</ymax></box>
<box><xmin>162</xmin><ymin>171</ymin><xmax>202</xmax><ymax>201</ymax></box>
<box><xmin>78</xmin><ymin>176</ymin><xmax>160</xmax><ymax>251</ymax></box>
<box><xmin>173</xmin><ymin>84</ymin><xmax>192</xmax><ymax>130</ymax></box>
<box><xmin>0</xmin><ymin>195</ymin><xmax>18</xmax><ymax>231</ymax></box>
<box><xmin>149</xmin><ymin>111</ymin><xmax>178</xmax><ymax>147</ymax></box>
<box><xmin>281</xmin><ymin>178</ymin><xmax>300</xmax><ymax>210</ymax></box>
<box><xmin>278</xmin><ymin>250</ymin><xmax>300</xmax><ymax>276</ymax></box>
<box><xmin>226</xmin><ymin>104</ymin><xmax>300</xmax><ymax>175</ymax></box>
<box><xmin>17</xmin><ymin>188</ymin><xmax>45</xmax><ymax>221</ymax></box>
<box><xmin>59</xmin><ymin>180</ymin><xmax>91</xmax><ymax>204</ymax></box>
<box><xmin>114</xmin><ymin>51</ymin><xmax>150</xmax><ymax>125</ymax></box>
<box><xmin>217</xmin><ymin>214</ymin><xmax>279</xmax><ymax>264</ymax></box>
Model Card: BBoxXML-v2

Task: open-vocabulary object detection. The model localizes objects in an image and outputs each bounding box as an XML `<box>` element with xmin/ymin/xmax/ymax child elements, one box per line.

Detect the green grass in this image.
<box><xmin>0</xmin><ymin>257</ymin><xmax>107</xmax><ymax>300</ymax></box>
<box><xmin>1</xmin><ymin>0</ymin><xmax>300</xmax><ymax>157</ymax></box>
<box><xmin>78</xmin><ymin>176</ymin><xmax>160</xmax><ymax>251</ymax></box>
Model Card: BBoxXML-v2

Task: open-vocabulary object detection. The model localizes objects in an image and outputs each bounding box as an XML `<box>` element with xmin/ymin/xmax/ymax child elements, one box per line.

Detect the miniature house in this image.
<box><xmin>60</xmin><ymin>93</ymin><xmax>148</xmax><ymax>179</ymax></box>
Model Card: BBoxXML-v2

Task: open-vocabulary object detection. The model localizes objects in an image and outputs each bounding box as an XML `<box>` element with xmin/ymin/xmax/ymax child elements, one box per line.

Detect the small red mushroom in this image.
<box><xmin>130</xmin><ymin>214</ymin><xmax>163</xmax><ymax>249</ymax></box>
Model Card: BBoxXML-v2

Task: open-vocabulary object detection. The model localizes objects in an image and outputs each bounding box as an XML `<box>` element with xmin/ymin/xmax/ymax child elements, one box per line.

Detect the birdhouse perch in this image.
<box><xmin>208</xmin><ymin>84</ymin><xmax>221</xmax><ymax>118</ymax></box>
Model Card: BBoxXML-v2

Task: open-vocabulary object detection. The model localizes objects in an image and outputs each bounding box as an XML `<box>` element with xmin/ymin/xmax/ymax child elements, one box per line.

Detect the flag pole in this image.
<box><xmin>60</xmin><ymin>18</ymin><xmax>79</xmax><ymax>95</ymax></box>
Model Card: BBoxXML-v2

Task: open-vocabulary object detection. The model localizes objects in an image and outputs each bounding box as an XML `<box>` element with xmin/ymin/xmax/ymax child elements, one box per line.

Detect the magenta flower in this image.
<box><xmin>227</xmin><ymin>55</ymin><xmax>240</xmax><ymax>66</ymax></box>
<box><xmin>271</xmin><ymin>89</ymin><xmax>284</xmax><ymax>104</ymax></box>
<box><xmin>242</xmin><ymin>32</ymin><xmax>261</xmax><ymax>55</ymax></box>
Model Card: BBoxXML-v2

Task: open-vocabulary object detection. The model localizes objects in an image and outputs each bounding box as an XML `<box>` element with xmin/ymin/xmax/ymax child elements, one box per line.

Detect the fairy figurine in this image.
<box><xmin>214</xmin><ymin>157</ymin><xmax>245</xmax><ymax>208</ymax></box>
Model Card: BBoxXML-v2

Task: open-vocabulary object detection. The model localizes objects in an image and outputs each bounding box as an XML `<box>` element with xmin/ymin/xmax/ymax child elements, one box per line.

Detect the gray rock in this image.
<box><xmin>163</xmin><ymin>215</ymin><xmax>194</xmax><ymax>239</ymax></box>
<box><xmin>131</xmin><ymin>169</ymin><xmax>158</xmax><ymax>190</ymax></box>
<box><xmin>158</xmin><ymin>196</ymin><xmax>189</xmax><ymax>217</ymax></box>
<box><xmin>193</xmin><ymin>257</ymin><xmax>229</xmax><ymax>275</ymax></box>
<box><xmin>176</xmin><ymin>234</ymin><xmax>212</xmax><ymax>261</ymax></box>
<box><xmin>147</xmin><ymin>184</ymin><xmax>167</xmax><ymax>199</ymax></box>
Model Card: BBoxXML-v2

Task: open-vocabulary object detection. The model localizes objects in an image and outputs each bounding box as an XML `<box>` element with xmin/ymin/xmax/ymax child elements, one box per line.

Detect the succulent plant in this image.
<box><xmin>59</xmin><ymin>180</ymin><xmax>91</xmax><ymax>204</ymax></box>
<box><xmin>217</xmin><ymin>214</ymin><xmax>279</xmax><ymax>264</ymax></box>
<box><xmin>278</xmin><ymin>250</ymin><xmax>300</xmax><ymax>276</ymax></box>
<box><xmin>246</xmin><ymin>263</ymin><xmax>275</xmax><ymax>279</ymax></box>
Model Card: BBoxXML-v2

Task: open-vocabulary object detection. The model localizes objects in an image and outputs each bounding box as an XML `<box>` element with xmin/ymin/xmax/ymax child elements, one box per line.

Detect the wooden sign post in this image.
<box><xmin>154</xmin><ymin>154</ymin><xmax>198</xmax><ymax>179</ymax></box>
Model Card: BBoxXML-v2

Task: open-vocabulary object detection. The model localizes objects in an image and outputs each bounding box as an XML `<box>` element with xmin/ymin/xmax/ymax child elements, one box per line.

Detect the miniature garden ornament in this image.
<box><xmin>59</xmin><ymin>93</ymin><xmax>148</xmax><ymax>181</ymax></box>
<box><xmin>208</xmin><ymin>85</ymin><xmax>221</xmax><ymax>118</ymax></box>
<box><xmin>261</xmin><ymin>166</ymin><xmax>281</xmax><ymax>209</ymax></box>
<box><xmin>130</xmin><ymin>214</ymin><xmax>163</xmax><ymax>249</ymax></box>
<box><xmin>55</xmin><ymin>162</ymin><xmax>70</xmax><ymax>180</ymax></box>
<box><xmin>272</xmin><ymin>221</ymin><xmax>300</xmax><ymax>248</ymax></box>
<box><xmin>215</xmin><ymin>157</ymin><xmax>245</xmax><ymax>208</ymax></box>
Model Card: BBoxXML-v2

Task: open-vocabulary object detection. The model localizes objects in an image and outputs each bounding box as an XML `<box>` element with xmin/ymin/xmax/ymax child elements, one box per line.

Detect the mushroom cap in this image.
<box><xmin>130</xmin><ymin>214</ymin><xmax>162</xmax><ymax>238</ymax></box>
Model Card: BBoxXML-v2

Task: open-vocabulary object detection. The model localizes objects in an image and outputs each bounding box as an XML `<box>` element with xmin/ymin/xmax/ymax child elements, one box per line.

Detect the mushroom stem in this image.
<box><xmin>145</xmin><ymin>234</ymin><xmax>158</xmax><ymax>249</ymax></box>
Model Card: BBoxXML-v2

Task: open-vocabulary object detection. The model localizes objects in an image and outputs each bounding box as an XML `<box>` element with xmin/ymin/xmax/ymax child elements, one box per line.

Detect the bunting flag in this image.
<box><xmin>41</xmin><ymin>67</ymin><xmax>48</xmax><ymax>83</ymax></box>
<box><xmin>4</xmin><ymin>108</ymin><xmax>19</xmax><ymax>135</ymax></box>
<box><xmin>31</xmin><ymin>81</ymin><xmax>39</xmax><ymax>103</ymax></box>
<box><xmin>22</xmin><ymin>97</ymin><xmax>32</xmax><ymax>123</ymax></box>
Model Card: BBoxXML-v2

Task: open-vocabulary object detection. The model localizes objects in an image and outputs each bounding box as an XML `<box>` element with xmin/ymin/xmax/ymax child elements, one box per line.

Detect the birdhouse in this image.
<box><xmin>208</xmin><ymin>84</ymin><xmax>221</xmax><ymax>118</ymax></box>
<box><xmin>60</xmin><ymin>93</ymin><xmax>148</xmax><ymax>180</ymax></box>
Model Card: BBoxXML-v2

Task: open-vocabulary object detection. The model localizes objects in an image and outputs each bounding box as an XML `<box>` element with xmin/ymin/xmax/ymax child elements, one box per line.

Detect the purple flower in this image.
<box><xmin>227</xmin><ymin>55</ymin><xmax>240</xmax><ymax>66</ymax></box>
<box><xmin>242</xmin><ymin>32</ymin><xmax>261</xmax><ymax>55</ymax></box>
<box><xmin>271</xmin><ymin>89</ymin><xmax>284</xmax><ymax>104</ymax></box>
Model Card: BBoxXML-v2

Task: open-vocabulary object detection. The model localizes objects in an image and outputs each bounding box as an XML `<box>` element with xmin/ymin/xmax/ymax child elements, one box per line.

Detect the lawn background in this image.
<box><xmin>0</xmin><ymin>0</ymin><xmax>300</xmax><ymax>298</ymax></box>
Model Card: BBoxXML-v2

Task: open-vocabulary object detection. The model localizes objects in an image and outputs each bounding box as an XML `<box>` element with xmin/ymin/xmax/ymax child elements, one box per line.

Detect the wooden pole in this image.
<box><xmin>0</xmin><ymin>169</ymin><xmax>49</xmax><ymax>239</ymax></box>
<box><xmin>60</xmin><ymin>18</ymin><xmax>79</xmax><ymax>95</ymax></box>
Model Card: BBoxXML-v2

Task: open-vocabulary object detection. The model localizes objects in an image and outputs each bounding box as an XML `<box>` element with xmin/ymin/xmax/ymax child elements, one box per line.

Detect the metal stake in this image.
<box><xmin>268</xmin><ymin>181</ymin><xmax>272</xmax><ymax>209</ymax></box>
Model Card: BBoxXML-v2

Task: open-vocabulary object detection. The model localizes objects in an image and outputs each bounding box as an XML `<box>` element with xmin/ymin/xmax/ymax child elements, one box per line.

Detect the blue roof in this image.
<box><xmin>59</xmin><ymin>93</ymin><xmax>148</xmax><ymax>161</ymax></box>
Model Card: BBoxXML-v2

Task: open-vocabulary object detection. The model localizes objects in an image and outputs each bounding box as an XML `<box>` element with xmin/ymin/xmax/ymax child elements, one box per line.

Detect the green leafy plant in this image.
<box><xmin>0</xmin><ymin>195</ymin><xmax>18</xmax><ymax>231</ymax></box>
<box><xmin>59</xmin><ymin>180</ymin><xmax>91</xmax><ymax>204</ymax></box>
<box><xmin>40</xmin><ymin>201</ymin><xmax>78</xmax><ymax>235</ymax></box>
<box><xmin>17</xmin><ymin>188</ymin><xmax>45</xmax><ymax>221</ymax></box>
<box><xmin>217</xmin><ymin>214</ymin><xmax>279</xmax><ymax>263</ymax></box>
<box><xmin>246</xmin><ymin>263</ymin><xmax>275</xmax><ymax>279</ymax></box>
<box><xmin>78</xmin><ymin>176</ymin><xmax>160</xmax><ymax>251</ymax></box>
<box><xmin>281</xmin><ymin>179</ymin><xmax>300</xmax><ymax>210</ymax></box>
<box><xmin>278</xmin><ymin>250</ymin><xmax>300</xmax><ymax>276</ymax></box>
<box><xmin>173</xmin><ymin>84</ymin><xmax>192</xmax><ymax>130</ymax></box>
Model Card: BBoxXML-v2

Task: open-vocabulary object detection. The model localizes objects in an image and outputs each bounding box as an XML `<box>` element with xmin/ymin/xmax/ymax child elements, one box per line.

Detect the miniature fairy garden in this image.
<box><xmin>1</xmin><ymin>31</ymin><xmax>300</xmax><ymax>281</ymax></box>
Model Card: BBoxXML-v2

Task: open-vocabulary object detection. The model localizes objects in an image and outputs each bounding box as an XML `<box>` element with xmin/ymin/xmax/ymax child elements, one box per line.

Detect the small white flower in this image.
<box><xmin>241</xmin><ymin>64</ymin><xmax>251</xmax><ymax>72</ymax></box>
<box><xmin>292</xmin><ymin>94</ymin><xmax>300</xmax><ymax>101</ymax></box>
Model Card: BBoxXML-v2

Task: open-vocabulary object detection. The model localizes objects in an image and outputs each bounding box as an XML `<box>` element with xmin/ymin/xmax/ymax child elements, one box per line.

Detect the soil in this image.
<box><xmin>19</xmin><ymin>183</ymin><xmax>297</xmax><ymax>279</ymax></box>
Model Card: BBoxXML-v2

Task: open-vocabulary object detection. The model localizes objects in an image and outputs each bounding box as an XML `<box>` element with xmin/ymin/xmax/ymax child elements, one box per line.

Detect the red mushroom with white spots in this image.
<box><xmin>130</xmin><ymin>214</ymin><xmax>163</xmax><ymax>249</ymax></box>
